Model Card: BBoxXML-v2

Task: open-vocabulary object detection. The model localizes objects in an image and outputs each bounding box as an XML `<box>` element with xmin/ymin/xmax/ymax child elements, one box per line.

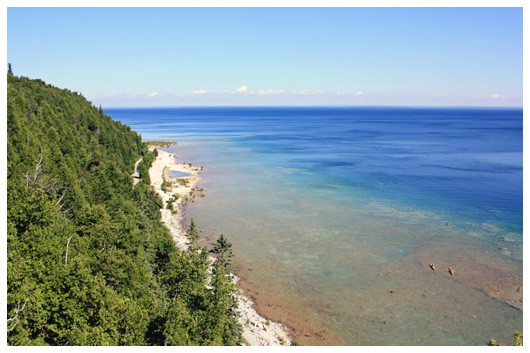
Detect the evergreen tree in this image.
<box><xmin>212</xmin><ymin>234</ymin><xmax>234</xmax><ymax>270</ymax></box>
<box><xmin>163</xmin><ymin>297</ymin><xmax>195</xmax><ymax>345</ymax></box>
<box><xmin>8</xmin><ymin>63</ymin><xmax>13</xmax><ymax>75</ymax></box>
<box><xmin>187</xmin><ymin>218</ymin><xmax>201</xmax><ymax>244</ymax></box>
<box><xmin>206</xmin><ymin>262</ymin><xmax>242</xmax><ymax>345</ymax></box>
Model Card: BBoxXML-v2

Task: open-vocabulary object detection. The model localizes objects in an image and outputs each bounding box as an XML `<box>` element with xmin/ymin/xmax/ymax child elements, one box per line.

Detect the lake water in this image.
<box><xmin>107</xmin><ymin>107</ymin><xmax>522</xmax><ymax>345</ymax></box>
<box><xmin>168</xmin><ymin>170</ymin><xmax>190</xmax><ymax>179</ymax></box>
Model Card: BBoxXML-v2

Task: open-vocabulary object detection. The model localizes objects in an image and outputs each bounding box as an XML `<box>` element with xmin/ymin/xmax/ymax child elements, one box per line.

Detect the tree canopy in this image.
<box><xmin>7</xmin><ymin>74</ymin><xmax>242</xmax><ymax>345</ymax></box>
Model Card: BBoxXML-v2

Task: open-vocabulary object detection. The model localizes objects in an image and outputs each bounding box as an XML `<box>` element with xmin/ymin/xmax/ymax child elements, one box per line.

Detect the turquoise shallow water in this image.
<box><xmin>168</xmin><ymin>170</ymin><xmax>190</xmax><ymax>178</ymax></box>
<box><xmin>107</xmin><ymin>107</ymin><xmax>522</xmax><ymax>345</ymax></box>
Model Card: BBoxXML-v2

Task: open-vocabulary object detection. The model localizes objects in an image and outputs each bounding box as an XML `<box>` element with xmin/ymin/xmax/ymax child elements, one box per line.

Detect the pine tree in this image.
<box><xmin>163</xmin><ymin>297</ymin><xmax>195</xmax><ymax>345</ymax></box>
<box><xmin>207</xmin><ymin>262</ymin><xmax>242</xmax><ymax>345</ymax></box>
<box><xmin>212</xmin><ymin>234</ymin><xmax>234</xmax><ymax>270</ymax></box>
<box><xmin>187</xmin><ymin>218</ymin><xmax>201</xmax><ymax>244</ymax></box>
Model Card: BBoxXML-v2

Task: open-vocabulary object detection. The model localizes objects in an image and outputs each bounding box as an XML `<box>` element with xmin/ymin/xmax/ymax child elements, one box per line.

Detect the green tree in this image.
<box><xmin>514</xmin><ymin>331</ymin><xmax>523</xmax><ymax>346</ymax></box>
<box><xmin>163</xmin><ymin>297</ymin><xmax>195</xmax><ymax>345</ymax></box>
<box><xmin>205</xmin><ymin>262</ymin><xmax>242</xmax><ymax>345</ymax></box>
<box><xmin>187</xmin><ymin>218</ymin><xmax>201</xmax><ymax>244</ymax></box>
<box><xmin>212</xmin><ymin>234</ymin><xmax>234</xmax><ymax>270</ymax></box>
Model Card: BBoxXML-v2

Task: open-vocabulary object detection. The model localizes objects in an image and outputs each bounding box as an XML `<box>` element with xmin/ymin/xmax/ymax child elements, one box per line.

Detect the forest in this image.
<box><xmin>6</xmin><ymin>72</ymin><xmax>242</xmax><ymax>345</ymax></box>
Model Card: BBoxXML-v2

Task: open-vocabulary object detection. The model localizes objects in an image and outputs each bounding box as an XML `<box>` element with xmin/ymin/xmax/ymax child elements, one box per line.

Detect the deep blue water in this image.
<box><xmin>107</xmin><ymin>106</ymin><xmax>522</xmax><ymax>344</ymax></box>
<box><xmin>108</xmin><ymin>106</ymin><xmax>522</xmax><ymax>234</ymax></box>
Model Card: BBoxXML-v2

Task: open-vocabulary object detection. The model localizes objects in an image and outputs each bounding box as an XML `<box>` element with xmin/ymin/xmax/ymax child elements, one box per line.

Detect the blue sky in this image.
<box><xmin>7</xmin><ymin>7</ymin><xmax>523</xmax><ymax>107</ymax></box>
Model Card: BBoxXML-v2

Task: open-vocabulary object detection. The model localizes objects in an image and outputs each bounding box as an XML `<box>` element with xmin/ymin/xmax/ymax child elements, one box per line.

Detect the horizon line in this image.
<box><xmin>102</xmin><ymin>104</ymin><xmax>523</xmax><ymax>110</ymax></box>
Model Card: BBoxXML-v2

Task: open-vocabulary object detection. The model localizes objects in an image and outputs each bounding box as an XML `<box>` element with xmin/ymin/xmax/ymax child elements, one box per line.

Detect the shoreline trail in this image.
<box><xmin>148</xmin><ymin>148</ymin><xmax>292</xmax><ymax>346</ymax></box>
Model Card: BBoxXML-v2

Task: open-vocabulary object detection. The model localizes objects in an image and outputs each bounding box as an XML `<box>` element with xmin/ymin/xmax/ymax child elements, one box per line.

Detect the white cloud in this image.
<box><xmin>255</xmin><ymin>89</ymin><xmax>286</xmax><ymax>96</ymax></box>
<box><xmin>297</xmin><ymin>89</ymin><xmax>324</xmax><ymax>95</ymax></box>
<box><xmin>89</xmin><ymin>88</ymin><xmax>523</xmax><ymax>107</ymax></box>
<box><xmin>236</xmin><ymin>85</ymin><xmax>248</xmax><ymax>93</ymax></box>
<box><xmin>192</xmin><ymin>89</ymin><xmax>209</xmax><ymax>95</ymax></box>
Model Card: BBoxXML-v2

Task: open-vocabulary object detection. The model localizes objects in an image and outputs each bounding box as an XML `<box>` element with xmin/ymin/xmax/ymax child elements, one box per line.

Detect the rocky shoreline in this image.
<box><xmin>148</xmin><ymin>147</ymin><xmax>292</xmax><ymax>346</ymax></box>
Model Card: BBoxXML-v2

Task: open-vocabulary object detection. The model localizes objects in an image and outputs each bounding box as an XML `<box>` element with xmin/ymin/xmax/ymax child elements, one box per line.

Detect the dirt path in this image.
<box><xmin>132</xmin><ymin>157</ymin><xmax>142</xmax><ymax>186</ymax></box>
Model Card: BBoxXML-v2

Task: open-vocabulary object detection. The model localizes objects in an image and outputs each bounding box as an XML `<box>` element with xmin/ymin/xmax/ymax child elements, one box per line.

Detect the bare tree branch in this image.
<box><xmin>32</xmin><ymin>147</ymin><xmax>43</xmax><ymax>185</ymax></box>
<box><xmin>24</xmin><ymin>173</ymin><xmax>30</xmax><ymax>188</ymax></box>
<box><xmin>7</xmin><ymin>298</ymin><xmax>29</xmax><ymax>333</ymax></box>
<box><xmin>55</xmin><ymin>187</ymin><xmax>67</xmax><ymax>207</ymax></box>
<box><xmin>24</xmin><ymin>147</ymin><xmax>44</xmax><ymax>189</ymax></box>
<box><xmin>65</xmin><ymin>236</ymin><xmax>73</xmax><ymax>264</ymax></box>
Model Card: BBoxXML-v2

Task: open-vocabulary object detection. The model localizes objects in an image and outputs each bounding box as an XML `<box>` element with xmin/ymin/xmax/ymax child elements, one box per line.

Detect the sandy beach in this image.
<box><xmin>148</xmin><ymin>148</ymin><xmax>292</xmax><ymax>346</ymax></box>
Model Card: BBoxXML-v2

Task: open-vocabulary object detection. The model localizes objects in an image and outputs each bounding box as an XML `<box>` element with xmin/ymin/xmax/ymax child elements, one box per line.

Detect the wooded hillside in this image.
<box><xmin>7</xmin><ymin>74</ymin><xmax>241</xmax><ymax>345</ymax></box>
